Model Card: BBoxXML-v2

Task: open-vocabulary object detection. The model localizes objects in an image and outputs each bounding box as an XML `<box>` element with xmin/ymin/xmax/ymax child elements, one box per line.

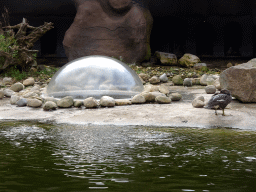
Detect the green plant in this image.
<box><xmin>2</xmin><ymin>66</ymin><xmax>28</xmax><ymax>81</ymax></box>
<box><xmin>0</xmin><ymin>34</ymin><xmax>18</xmax><ymax>57</ymax></box>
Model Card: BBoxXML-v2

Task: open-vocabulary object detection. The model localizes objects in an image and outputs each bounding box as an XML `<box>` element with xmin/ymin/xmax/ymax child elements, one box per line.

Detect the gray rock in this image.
<box><xmin>16</xmin><ymin>98</ymin><xmax>27</xmax><ymax>107</ymax></box>
<box><xmin>100</xmin><ymin>96</ymin><xmax>115</xmax><ymax>107</ymax></box>
<box><xmin>23</xmin><ymin>91</ymin><xmax>39</xmax><ymax>98</ymax></box>
<box><xmin>140</xmin><ymin>92</ymin><xmax>156</xmax><ymax>102</ymax></box>
<box><xmin>44</xmin><ymin>97</ymin><xmax>58</xmax><ymax>104</ymax></box>
<box><xmin>0</xmin><ymin>90</ymin><xmax>4</xmax><ymax>99</ymax></box>
<box><xmin>30</xmin><ymin>85</ymin><xmax>41</xmax><ymax>92</ymax></box>
<box><xmin>3</xmin><ymin>77</ymin><xmax>12</xmax><ymax>85</ymax></box>
<box><xmin>27</xmin><ymin>99</ymin><xmax>43</xmax><ymax>108</ymax></box>
<box><xmin>139</xmin><ymin>73</ymin><xmax>150</xmax><ymax>81</ymax></box>
<box><xmin>150</xmin><ymin>91</ymin><xmax>166</xmax><ymax>98</ymax></box>
<box><xmin>200</xmin><ymin>74</ymin><xmax>209</xmax><ymax>86</ymax></box>
<box><xmin>57</xmin><ymin>96</ymin><xmax>74</xmax><ymax>108</ymax></box>
<box><xmin>155</xmin><ymin>96</ymin><xmax>171</xmax><ymax>104</ymax></box>
<box><xmin>205</xmin><ymin>85</ymin><xmax>216</xmax><ymax>94</ymax></box>
<box><xmin>183</xmin><ymin>78</ymin><xmax>193</xmax><ymax>87</ymax></box>
<box><xmin>10</xmin><ymin>82</ymin><xmax>24</xmax><ymax>92</ymax></box>
<box><xmin>220</xmin><ymin>61</ymin><xmax>256</xmax><ymax>102</ymax></box>
<box><xmin>43</xmin><ymin>101</ymin><xmax>57</xmax><ymax>111</ymax></box>
<box><xmin>194</xmin><ymin>63</ymin><xmax>207</xmax><ymax>70</ymax></box>
<box><xmin>172</xmin><ymin>75</ymin><xmax>183</xmax><ymax>85</ymax></box>
<box><xmin>192</xmin><ymin>99</ymin><xmax>205</xmax><ymax>108</ymax></box>
<box><xmin>149</xmin><ymin>76</ymin><xmax>160</xmax><ymax>84</ymax></box>
<box><xmin>206</xmin><ymin>76</ymin><xmax>215</xmax><ymax>85</ymax></box>
<box><xmin>4</xmin><ymin>89</ymin><xmax>15</xmax><ymax>97</ymax></box>
<box><xmin>74</xmin><ymin>100</ymin><xmax>83</xmax><ymax>108</ymax></box>
<box><xmin>192</xmin><ymin>96</ymin><xmax>205</xmax><ymax>108</ymax></box>
<box><xmin>115</xmin><ymin>99</ymin><xmax>132</xmax><ymax>106</ymax></box>
<box><xmin>83</xmin><ymin>97</ymin><xmax>99</xmax><ymax>108</ymax></box>
<box><xmin>131</xmin><ymin>94</ymin><xmax>146</xmax><ymax>104</ymax></box>
<box><xmin>155</xmin><ymin>51</ymin><xmax>177</xmax><ymax>65</ymax></box>
<box><xmin>178</xmin><ymin>53</ymin><xmax>200</xmax><ymax>67</ymax></box>
<box><xmin>170</xmin><ymin>92</ymin><xmax>182</xmax><ymax>101</ymax></box>
<box><xmin>144</xmin><ymin>84</ymin><xmax>159</xmax><ymax>92</ymax></box>
<box><xmin>193</xmin><ymin>78</ymin><xmax>201</xmax><ymax>85</ymax></box>
<box><xmin>159</xmin><ymin>73</ymin><xmax>168</xmax><ymax>82</ymax></box>
<box><xmin>10</xmin><ymin>95</ymin><xmax>20</xmax><ymax>105</ymax></box>
<box><xmin>195</xmin><ymin>96</ymin><xmax>205</xmax><ymax>102</ymax></box>
<box><xmin>23</xmin><ymin>77</ymin><xmax>35</xmax><ymax>86</ymax></box>
<box><xmin>159</xmin><ymin>84</ymin><xmax>170</xmax><ymax>95</ymax></box>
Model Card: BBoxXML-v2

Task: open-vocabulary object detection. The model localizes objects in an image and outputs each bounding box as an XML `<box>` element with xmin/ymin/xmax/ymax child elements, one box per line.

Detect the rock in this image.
<box><xmin>144</xmin><ymin>84</ymin><xmax>159</xmax><ymax>92</ymax></box>
<box><xmin>205</xmin><ymin>85</ymin><xmax>216</xmax><ymax>94</ymax></box>
<box><xmin>149</xmin><ymin>76</ymin><xmax>160</xmax><ymax>84</ymax></box>
<box><xmin>74</xmin><ymin>100</ymin><xmax>83</xmax><ymax>108</ymax></box>
<box><xmin>194</xmin><ymin>63</ymin><xmax>207</xmax><ymax>70</ymax></box>
<box><xmin>63</xmin><ymin>0</ymin><xmax>153</xmax><ymax>63</ymax></box>
<box><xmin>10</xmin><ymin>82</ymin><xmax>24</xmax><ymax>92</ymax></box>
<box><xmin>139</xmin><ymin>73</ymin><xmax>150</xmax><ymax>82</ymax></box>
<box><xmin>44</xmin><ymin>97</ymin><xmax>58</xmax><ymax>104</ymax></box>
<box><xmin>57</xmin><ymin>96</ymin><xmax>74</xmax><ymax>108</ymax></box>
<box><xmin>170</xmin><ymin>92</ymin><xmax>182</xmax><ymax>101</ymax></box>
<box><xmin>183</xmin><ymin>78</ymin><xmax>193</xmax><ymax>87</ymax></box>
<box><xmin>220</xmin><ymin>62</ymin><xmax>256</xmax><ymax>102</ymax></box>
<box><xmin>83</xmin><ymin>97</ymin><xmax>99</xmax><ymax>108</ymax></box>
<box><xmin>140</xmin><ymin>92</ymin><xmax>156</xmax><ymax>102</ymax></box>
<box><xmin>159</xmin><ymin>84</ymin><xmax>170</xmax><ymax>95</ymax></box>
<box><xmin>159</xmin><ymin>73</ymin><xmax>168</xmax><ymax>82</ymax></box>
<box><xmin>30</xmin><ymin>85</ymin><xmax>41</xmax><ymax>92</ymax></box>
<box><xmin>3</xmin><ymin>89</ymin><xmax>15</xmax><ymax>97</ymax></box>
<box><xmin>155</xmin><ymin>95</ymin><xmax>171</xmax><ymax>104</ymax></box>
<box><xmin>99</xmin><ymin>96</ymin><xmax>115</xmax><ymax>107</ymax></box>
<box><xmin>23</xmin><ymin>91</ymin><xmax>39</xmax><ymax>98</ymax></box>
<box><xmin>115</xmin><ymin>99</ymin><xmax>132</xmax><ymax>106</ymax></box>
<box><xmin>172</xmin><ymin>75</ymin><xmax>183</xmax><ymax>85</ymax></box>
<box><xmin>193</xmin><ymin>78</ymin><xmax>201</xmax><ymax>85</ymax></box>
<box><xmin>200</xmin><ymin>74</ymin><xmax>209</xmax><ymax>86</ymax></box>
<box><xmin>10</xmin><ymin>95</ymin><xmax>20</xmax><ymax>105</ymax></box>
<box><xmin>16</xmin><ymin>98</ymin><xmax>27</xmax><ymax>107</ymax></box>
<box><xmin>23</xmin><ymin>77</ymin><xmax>35</xmax><ymax>86</ymax></box>
<box><xmin>154</xmin><ymin>51</ymin><xmax>177</xmax><ymax>65</ymax></box>
<box><xmin>227</xmin><ymin>62</ymin><xmax>233</xmax><ymax>68</ymax></box>
<box><xmin>3</xmin><ymin>77</ymin><xmax>12</xmax><ymax>85</ymax></box>
<box><xmin>27</xmin><ymin>99</ymin><xmax>43</xmax><ymax>108</ymax></box>
<box><xmin>43</xmin><ymin>101</ymin><xmax>57</xmax><ymax>111</ymax></box>
<box><xmin>192</xmin><ymin>96</ymin><xmax>205</xmax><ymax>108</ymax></box>
<box><xmin>150</xmin><ymin>91</ymin><xmax>166</xmax><ymax>98</ymax></box>
<box><xmin>0</xmin><ymin>90</ymin><xmax>4</xmax><ymax>99</ymax></box>
<box><xmin>131</xmin><ymin>94</ymin><xmax>146</xmax><ymax>104</ymax></box>
<box><xmin>178</xmin><ymin>53</ymin><xmax>200</xmax><ymax>67</ymax></box>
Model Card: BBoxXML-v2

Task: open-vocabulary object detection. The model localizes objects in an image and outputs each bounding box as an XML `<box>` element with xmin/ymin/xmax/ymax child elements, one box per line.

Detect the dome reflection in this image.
<box><xmin>44</xmin><ymin>55</ymin><xmax>144</xmax><ymax>99</ymax></box>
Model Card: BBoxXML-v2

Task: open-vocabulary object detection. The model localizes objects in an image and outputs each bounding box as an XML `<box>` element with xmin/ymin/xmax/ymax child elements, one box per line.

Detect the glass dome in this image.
<box><xmin>44</xmin><ymin>55</ymin><xmax>144</xmax><ymax>99</ymax></box>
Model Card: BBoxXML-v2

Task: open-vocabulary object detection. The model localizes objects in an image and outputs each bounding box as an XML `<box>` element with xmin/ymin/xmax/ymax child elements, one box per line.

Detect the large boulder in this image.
<box><xmin>220</xmin><ymin>61</ymin><xmax>256</xmax><ymax>102</ymax></box>
<box><xmin>178</xmin><ymin>53</ymin><xmax>200</xmax><ymax>67</ymax></box>
<box><xmin>154</xmin><ymin>51</ymin><xmax>177</xmax><ymax>65</ymax></box>
<box><xmin>63</xmin><ymin>0</ymin><xmax>153</xmax><ymax>63</ymax></box>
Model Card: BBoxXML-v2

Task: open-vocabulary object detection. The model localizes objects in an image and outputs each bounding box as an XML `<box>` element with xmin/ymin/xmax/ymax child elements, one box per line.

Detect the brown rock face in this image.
<box><xmin>63</xmin><ymin>0</ymin><xmax>153</xmax><ymax>63</ymax></box>
<box><xmin>220</xmin><ymin>61</ymin><xmax>256</xmax><ymax>103</ymax></box>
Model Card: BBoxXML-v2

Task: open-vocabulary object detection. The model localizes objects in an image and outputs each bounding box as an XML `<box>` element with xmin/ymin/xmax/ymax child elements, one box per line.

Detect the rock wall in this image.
<box><xmin>63</xmin><ymin>0</ymin><xmax>153</xmax><ymax>63</ymax></box>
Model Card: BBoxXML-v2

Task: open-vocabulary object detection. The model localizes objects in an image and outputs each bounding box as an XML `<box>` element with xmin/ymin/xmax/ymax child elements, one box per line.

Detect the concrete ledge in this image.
<box><xmin>0</xmin><ymin>86</ymin><xmax>256</xmax><ymax>130</ymax></box>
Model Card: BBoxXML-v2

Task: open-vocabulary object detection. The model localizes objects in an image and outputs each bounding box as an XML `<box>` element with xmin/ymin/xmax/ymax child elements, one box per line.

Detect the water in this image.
<box><xmin>1</xmin><ymin>121</ymin><xmax>256</xmax><ymax>192</ymax></box>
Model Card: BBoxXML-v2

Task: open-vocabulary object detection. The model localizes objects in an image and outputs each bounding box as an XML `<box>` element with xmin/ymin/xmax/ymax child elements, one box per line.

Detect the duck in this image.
<box><xmin>205</xmin><ymin>89</ymin><xmax>232</xmax><ymax>116</ymax></box>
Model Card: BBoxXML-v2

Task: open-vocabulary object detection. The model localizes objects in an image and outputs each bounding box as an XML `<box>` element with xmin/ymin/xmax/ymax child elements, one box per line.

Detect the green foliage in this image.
<box><xmin>2</xmin><ymin>66</ymin><xmax>27</xmax><ymax>81</ymax></box>
<box><xmin>0</xmin><ymin>34</ymin><xmax>18</xmax><ymax>57</ymax></box>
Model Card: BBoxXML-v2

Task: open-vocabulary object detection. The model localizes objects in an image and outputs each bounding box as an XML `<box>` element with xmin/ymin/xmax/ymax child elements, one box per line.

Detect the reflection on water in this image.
<box><xmin>1</xmin><ymin>122</ymin><xmax>256</xmax><ymax>192</ymax></box>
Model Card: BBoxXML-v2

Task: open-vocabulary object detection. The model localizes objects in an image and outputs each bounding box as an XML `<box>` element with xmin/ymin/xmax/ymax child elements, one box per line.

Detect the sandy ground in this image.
<box><xmin>0</xmin><ymin>86</ymin><xmax>256</xmax><ymax>130</ymax></box>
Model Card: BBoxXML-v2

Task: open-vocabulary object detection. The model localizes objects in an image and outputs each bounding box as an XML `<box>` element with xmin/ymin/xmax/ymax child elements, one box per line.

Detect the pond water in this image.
<box><xmin>1</xmin><ymin>122</ymin><xmax>256</xmax><ymax>192</ymax></box>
